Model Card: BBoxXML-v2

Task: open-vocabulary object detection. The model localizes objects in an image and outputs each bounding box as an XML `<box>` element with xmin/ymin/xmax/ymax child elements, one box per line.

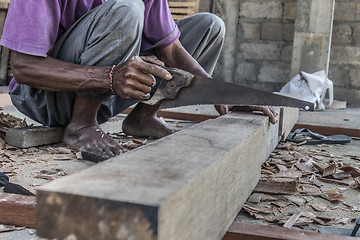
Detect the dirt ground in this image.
<box><xmin>1</xmin><ymin>107</ymin><xmax>360</xmax><ymax>239</ymax></box>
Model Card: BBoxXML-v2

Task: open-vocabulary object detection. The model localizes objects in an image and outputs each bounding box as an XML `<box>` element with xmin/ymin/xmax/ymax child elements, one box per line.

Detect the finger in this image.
<box><xmin>140</xmin><ymin>56</ymin><xmax>165</xmax><ymax>66</ymax></box>
<box><xmin>269</xmin><ymin>106</ymin><xmax>278</xmax><ymax>117</ymax></box>
<box><xmin>134</xmin><ymin>60</ymin><xmax>173</xmax><ymax>80</ymax></box>
<box><xmin>124</xmin><ymin>69</ymin><xmax>156</xmax><ymax>88</ymax></box>
<box><xmin>214</xmin><ymin>104</ymin><xmax>229</xmax><ymax>115</ymax></box>
<box><xmin>130</xmin><ymin>90</ymin><xmax>151</xmax><ymax>101</ymax></box>
<box><xmin>123</xmin><ymin>81</ymin><xmax>152</xmax><ymax>97</ymax></box>
<box><xmin>261</xmin><ymin>106</ymin><xmax>277</xmax><ymax>124</ymax></box>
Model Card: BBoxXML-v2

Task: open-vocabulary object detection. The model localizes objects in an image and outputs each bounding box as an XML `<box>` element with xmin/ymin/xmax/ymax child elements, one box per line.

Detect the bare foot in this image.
<box><xmin>122</xmin><ymin>103</ymin><xmax>175</xmax><ymax>138</ymax></box>
<box><xmin>63</xmin><ymin>123</ymin><xmax>124</xmax><ymax>156</ymax></box>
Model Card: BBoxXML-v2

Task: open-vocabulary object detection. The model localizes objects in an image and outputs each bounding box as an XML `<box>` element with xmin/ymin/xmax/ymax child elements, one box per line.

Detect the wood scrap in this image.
<box><xmin>0</xmin><ymin>193</ymin><xmax>36</xmax><ymax>228</ymax></box>
<box><xmin>298</xmin><ymin>184</ymin><xmax>322</xmax><ymax>196</ymax></box>
<box><xmin>321</xmin><ymin>189</ymin><xmax>345</xmax><ymax>202</ymax></box>
<box><xmin>322</xmin><ymin>163</ymin><xmax>337</xmax><ymax>177</ymax></box>
<box><xmin>310</xmin><ymin>203</ymin><xmax>328</xmax><ymax>212</ymax></box>
<box><xmin>253</xmin><ymin>180</ymin><xmax>298</xmax><ymax>195</ymax></box>
<box><xmin>0</xmin><ymin>112</ymin><xmax>28</xmax><ymax>139</ymax></box>
<box><xmin>247</xmin><ymin>193</ymin><xmax>263</xmax><ymax>203</ymax></box>
<box><xmin>224</xmin><ymin>221</ymin><xmax>360</xmax><ymax>240</ymax></box>
<box><xmin>339</xmin><ymin>165</ymin><xmax>360</xmax><ymax>178</ymax></box>
<box><xmin>283</xmin><ymin>211</ymin><xmax>302</xmax><ymax>228</ymax></box>
<box><xmin>0</xmin><ymin>225</ymin><xmax>24</xmax><ymax>233</ymax></box>
<box><xmin>285</xmin><ymin>196</ymin><xmax>306</xmax><ymax>206</ymax></box>
<box><xmin>241</xmin><ymin>139</ymin><xmax>360</xmax><ymax>231</ymax></box>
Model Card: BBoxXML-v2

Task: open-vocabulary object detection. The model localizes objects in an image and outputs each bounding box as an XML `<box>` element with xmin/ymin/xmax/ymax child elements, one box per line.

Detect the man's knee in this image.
<box><xmin>200</xmin><ymin>13</ymin><xmax>226</xmax><ymax>40</ymax></box>
<box><xmin>106</xmin><ymin>0</ymin><xmax>145</xmax><ymax>23</ymax></box>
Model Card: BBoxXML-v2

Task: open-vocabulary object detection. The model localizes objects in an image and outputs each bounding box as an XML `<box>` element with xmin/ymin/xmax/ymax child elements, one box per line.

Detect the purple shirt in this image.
<box><xmin>1</xmin><ymin>0</ymin><xmax>180</xmax><ymax>92</ymax></box>
<box><xmin>0</xmin><ymin>0</ymin><xmax>180</xmax><ymax>56</ymax></box>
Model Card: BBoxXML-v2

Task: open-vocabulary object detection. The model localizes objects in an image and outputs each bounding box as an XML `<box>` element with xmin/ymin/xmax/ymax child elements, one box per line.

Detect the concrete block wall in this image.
<box><xmin>329</xmin><ymin>0</ymin><xmax>360</xmax><ymax>105</ymax></box>
<box><xmin>211</xmin><ymin>0</ymin><xmax>360</xmax><ymax>106</ymax></box>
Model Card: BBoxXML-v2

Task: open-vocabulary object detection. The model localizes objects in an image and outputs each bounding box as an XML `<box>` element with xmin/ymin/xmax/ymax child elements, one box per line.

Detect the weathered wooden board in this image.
<box><xmin>36</xmin><ymin>108</ymin><xmax>298</xmax><ymax>240</ymax></box>
<box><xmin>168</xmin><ymin>0</ymin><xmax>198</xmax><ymax>20</ymax></box>
<box><xmin>223</xmin><ymin>221</ymin><xmax>360</xmax><ymax>240</ymax></box>
<box><xmin>294</xmin><ymin>108</ymin><xmax>360</xmax><ymax>137</ymax></box>
<box><xmin>0</xmin><ymin>193</ymin><xmax>36</xmax><ymax>228</ymax></box>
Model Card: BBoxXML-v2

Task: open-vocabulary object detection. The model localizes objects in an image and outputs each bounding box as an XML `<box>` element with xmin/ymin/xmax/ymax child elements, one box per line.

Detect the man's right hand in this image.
<box><xmin>112</xmin><ymin>56</ymin><xmax>173</xmax><ymax>100</ymax></box>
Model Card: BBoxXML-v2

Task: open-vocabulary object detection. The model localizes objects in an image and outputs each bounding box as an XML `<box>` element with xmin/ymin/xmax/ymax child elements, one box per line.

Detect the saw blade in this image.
<box><xmin>157</xmin><ymin>74</ymin><xmax>314</xmax><ymax>111</ymax></box>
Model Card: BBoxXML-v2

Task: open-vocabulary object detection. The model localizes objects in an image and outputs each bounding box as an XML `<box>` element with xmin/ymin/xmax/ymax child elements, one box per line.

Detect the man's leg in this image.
<box><xmin>59</xmin><ymin>0</ymin><xmax>145</xmax><ymax>155</ymax></box>
<box><xmin>10</xmin><ymin>0</ymin><xmax>145</xmax><ymax>155</ymax></box>
<box><xmin>121</xmin><ymin>13</ymin><xmax>226</xmax><ymax>138</ymax></box>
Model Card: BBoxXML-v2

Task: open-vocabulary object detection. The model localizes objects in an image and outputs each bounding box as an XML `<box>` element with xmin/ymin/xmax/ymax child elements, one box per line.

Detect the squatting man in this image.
<box><xmin>0</xmin><ymin>0</ymin><xmax>277</xmax><ymax>156</ymax></box>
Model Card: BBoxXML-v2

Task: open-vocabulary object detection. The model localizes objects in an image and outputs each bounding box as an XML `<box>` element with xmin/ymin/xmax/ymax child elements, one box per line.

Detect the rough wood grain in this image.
<box><xmin>294</xmin><ymin>108</ymin><xmax>360</xmax><ymax>137</ymax></box>
<box><xmin>168</xmin><ymin>0</ymin><xmax>198</xmax><ymax>20</ymax></box>
<box><xmin>223</xmin><ymin>221</ymin><xmax>360</xmax><ymax>240</ymax></box>
<box><xmin>37</xmin><ymin>108</ymin><xmax>298</xmax><ymax>240</ymax></box>
<box><xmin>0</xmin><ymin>193</ymin><xmax>36</xmax><ymax>228</ymax></box>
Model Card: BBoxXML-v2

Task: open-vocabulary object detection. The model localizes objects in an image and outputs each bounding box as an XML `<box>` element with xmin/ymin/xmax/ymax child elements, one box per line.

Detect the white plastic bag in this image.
<box><xmin>280</xmin><ymin>70</ymin><xmax>333</xmax><ymax>109</ymax></box>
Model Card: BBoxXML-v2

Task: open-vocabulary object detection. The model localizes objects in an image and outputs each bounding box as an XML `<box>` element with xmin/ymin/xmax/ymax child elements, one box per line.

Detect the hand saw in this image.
<box><xmin>142</xmin><ymin>67</ymin><xmax>314</xmax><ymax>111</ymax></box>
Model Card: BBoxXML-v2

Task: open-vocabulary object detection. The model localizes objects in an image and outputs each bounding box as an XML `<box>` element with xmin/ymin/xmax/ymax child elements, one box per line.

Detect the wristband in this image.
<box><xmin>109</xmin><ymin>65</ymin><xmax>116</xmax><ymax>94</ymax></box>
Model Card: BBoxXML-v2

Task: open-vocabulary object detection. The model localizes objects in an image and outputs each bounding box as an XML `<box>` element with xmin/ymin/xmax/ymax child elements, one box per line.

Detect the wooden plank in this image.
<box><xmin>223</xmin><ymin>221</ymin><xmax>360</xmax><ymax>240</ymax></box>
<box><xmin>36</xmin><ymin>108</ymin><xmax>298</xmax><ymax>240</ymax></box>
<box><xmin>168</xmin><ymin>0</ymin><xmax>198</xmax><ymax>19</ymax></box>
<box><xmin>293</xmin><ymin>124</ymin><xmax>360</xmax><ymax>138</ymax></box>
<box><xmin>169</xmin><ymin>8</ymin><xmax>196</xmax><ymax>14</ymax></box>
<box><xmin>122</xmin><ymin>107</ymin><xmax>217</xmax><ymax>123</ymax></box>
<box><xmin>168</xmin><ymin>2</ymin><xmax>197</xmax><ymax>7</ymax></box>
<box><xmin>0</xmin><ymin>193</ymin><xmax>36</xmax><ymax>228</ymax></box>
<box><xmin>294</xmin><ymin>108</ymin><xmax>360</xmax><ymax>137</ymax></box>
<box><xmin>279</xmin><ymin>107</ymin><xmax>299</xmax><ymax>141</ymax></box>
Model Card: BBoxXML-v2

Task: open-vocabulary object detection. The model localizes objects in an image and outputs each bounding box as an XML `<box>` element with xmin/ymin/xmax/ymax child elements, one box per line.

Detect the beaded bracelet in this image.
<box><xmin>109</xmin><ymin>65</ymin><xmax>116</xmax><ymax>94</ymax></box>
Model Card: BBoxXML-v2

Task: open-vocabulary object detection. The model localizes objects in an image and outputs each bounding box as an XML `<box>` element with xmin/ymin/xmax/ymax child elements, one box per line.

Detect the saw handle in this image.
<box><xmin>141</xmin><ymin>67</ymin><xmax>194</xmax><ymax>105</ymax></box>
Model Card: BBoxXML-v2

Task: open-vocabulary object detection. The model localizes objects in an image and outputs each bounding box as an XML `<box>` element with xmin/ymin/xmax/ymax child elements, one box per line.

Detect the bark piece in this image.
<box><xmin>254</xmin><ymin>180</ymin><xmax>299</xmax><ymax>195</ymax></box>
<box><xmin>298</xmin><ymin>184</ymin><xmax>322</xmax><ymax>196</ymax></box>
<box><xmin>283</xmin><ymin>211</ymin><xmax>302</xmax><ymax>228</ymax></box>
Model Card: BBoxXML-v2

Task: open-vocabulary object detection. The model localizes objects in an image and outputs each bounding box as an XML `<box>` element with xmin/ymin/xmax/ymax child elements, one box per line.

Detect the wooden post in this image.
<box><xmin>36</xmin><ymin>108</ymin><xmax>298</xmax><ymax>240</ymax></box>
<box><xmin>291</xmin><ymin>0</ymin><xmax>335</xmax><ymax>77</ymax></box>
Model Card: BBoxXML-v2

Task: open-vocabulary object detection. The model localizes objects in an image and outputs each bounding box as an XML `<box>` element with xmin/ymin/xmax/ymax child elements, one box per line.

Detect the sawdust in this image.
<box><xmin>237</xmin><ymin>140</ymin><xmax>360</xmax><ymax>232</ymax></box>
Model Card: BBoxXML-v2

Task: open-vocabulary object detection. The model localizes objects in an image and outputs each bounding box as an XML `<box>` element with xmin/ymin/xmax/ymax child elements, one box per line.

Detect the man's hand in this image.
<box><xmin>215</xmin><ymin>105</ymin><xmax>278</xmax><ymax>124</ymax></box>
<box><xmin>112</xmin><ymin>56</ymin><xmax>172</xmax><ymax>100</ymax></box>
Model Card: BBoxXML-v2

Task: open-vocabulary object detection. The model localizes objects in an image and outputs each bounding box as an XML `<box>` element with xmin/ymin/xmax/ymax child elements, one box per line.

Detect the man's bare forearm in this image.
<box><xmin>155</xmin><ymin>39</ymin><xmax>210</xmax><ymax>78</ymax></box>
<box><xmin>11</xmin><ymin>51</ymin><xmax>110</xmax><ymax>92</ymax></box>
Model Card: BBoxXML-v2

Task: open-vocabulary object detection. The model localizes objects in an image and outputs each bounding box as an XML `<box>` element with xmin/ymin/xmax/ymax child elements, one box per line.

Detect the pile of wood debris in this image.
<box><xmin>242</xmin><ymin>141</ymin><xmax>360</xmax><ymax>230</ymax></box>
<box><xmin>0</xmin><ymin>111</ymin><xmax>28</xmax><ymax>141</ymax></box>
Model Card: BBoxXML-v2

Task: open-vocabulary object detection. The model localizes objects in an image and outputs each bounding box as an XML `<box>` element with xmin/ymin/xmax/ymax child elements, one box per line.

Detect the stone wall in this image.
<box><xmin>210</xmin><ymin>0</ymin><xmax>360</xmax><ymax>106</ymax></box>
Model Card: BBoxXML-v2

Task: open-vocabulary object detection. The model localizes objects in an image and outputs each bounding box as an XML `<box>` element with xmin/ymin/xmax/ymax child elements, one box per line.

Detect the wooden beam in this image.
<box><xmin>0</xmin><ymin>193</ymin><xmax>36</xmax><ymax>228</ymax></box>
<box><xmin>223</xmin><ymin>221</ymin><xmax>360</xmax><ymax>240</ymax></box>
<box><xmin>1</xmin><ymin>196</ymin><xmax>356</xmax><ymax>240</ymax></box>
<box><xmin>122</xmin><ymin>107</ymin><xmax>217</xmax><ymax>123</ymax></box>
<box><xmin>36</xmin><ymin>108</ymin><xmax>298</xmax><ymax>240</ymax></box>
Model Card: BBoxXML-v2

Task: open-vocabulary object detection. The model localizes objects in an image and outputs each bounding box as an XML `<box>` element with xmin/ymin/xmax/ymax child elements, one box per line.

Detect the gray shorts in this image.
<box><xmin>10</xmin><ymin>0</ymin><xmax>225</xmax><ymax>127</ymax></box>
